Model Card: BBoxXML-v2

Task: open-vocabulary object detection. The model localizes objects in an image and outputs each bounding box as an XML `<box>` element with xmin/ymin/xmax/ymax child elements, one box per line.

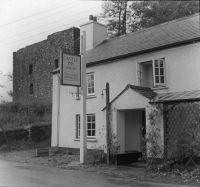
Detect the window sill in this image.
<box><xmin>75</xmin><ymin>95</ymin><xmax>97</xmax><ymax>100</ymax></box>
<box><xmin>86</xmin><ymin>95</ymin><xmax>96</xmax><ymax>99</ymax></box>
<box><xmin>74</xmin><ymin>138</ymin><xmax>97</xmax><ymax>142</ymax></box>
<box><xmin>152</xmin><ymin>86</ymin><xmax>168</xmax><ymax>90</ymax></box>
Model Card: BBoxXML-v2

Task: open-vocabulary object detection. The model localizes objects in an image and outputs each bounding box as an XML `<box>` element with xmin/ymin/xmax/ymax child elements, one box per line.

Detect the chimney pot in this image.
<box><xmin>93</xmin><ymin>17</ymin><xmax>97</xmax><ymax>22</ymax></box>
<box><xmin>89</xmin><ymin>15</ymin><xmax>93</xmax><ymax>21</ymax></box>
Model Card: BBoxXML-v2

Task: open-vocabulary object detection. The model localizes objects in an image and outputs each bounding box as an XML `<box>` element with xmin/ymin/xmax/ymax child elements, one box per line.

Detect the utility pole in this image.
<box><xmin>106</xmin><ymin>82</ymin><xmax>110</xmax><ymax>164</ymax></box>
<box><xmin>80</xmin><ymin>31</ymin><xmax>87</xmax><ymax>164</ymax></box>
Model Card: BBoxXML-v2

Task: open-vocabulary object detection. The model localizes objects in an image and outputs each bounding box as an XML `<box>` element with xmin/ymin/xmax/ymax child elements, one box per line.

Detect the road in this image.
<box><xmin>0</xmin><ymin>159</ymin><xmax>193</xmax><ymax>187</ymax></box>
<box><xmin>0</xmin><ymin>159</ymin><xmax>140</xmax><ymax>187</ymax></box>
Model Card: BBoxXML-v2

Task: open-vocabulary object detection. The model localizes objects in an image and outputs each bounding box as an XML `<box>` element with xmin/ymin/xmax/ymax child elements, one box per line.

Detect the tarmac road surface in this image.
<box><xmin>0</xmin><ymin>159</ymin><xmax>195</xmax><ymax>187</ymax></box>
<box><xmin>0</xmin><ymin>159</ymin><xmax>140</xmax><ymax>187</ymax></box>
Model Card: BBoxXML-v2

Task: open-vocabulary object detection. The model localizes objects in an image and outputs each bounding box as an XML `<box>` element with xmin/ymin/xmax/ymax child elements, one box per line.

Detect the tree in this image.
<box><xmin>100</xmin><ymin>0</ymin><xmax>199</xmax><ymax>36</ymax></box>
<box><xmin>130</xmin><ymin>1</ymin><xmax>200</xmax><ymax>31</ymax></box>
<box><xmin>5</xmin><ymin>72</ymin><xmax>13</xmax><ymax>99</ymax></box>
<box><xmin>100</xmin><ymin>0</ymin><xmax>130</xmax><ymax>36</ymax></box>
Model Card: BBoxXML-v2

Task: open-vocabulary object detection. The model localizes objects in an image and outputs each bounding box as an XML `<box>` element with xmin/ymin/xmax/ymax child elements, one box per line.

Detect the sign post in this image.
<box><xmin>80</xmin><ymin>31</ymin><xmax>87</xmax><ymax>163</ymax></box>
<box><xmin>60</xmin><ymin>32</ymin><xmax>87</xmax><ymax>164</ymax></box>
<box><xmin>61</xmin><ymin>53</ymin><xmax>81</xmax><ymax>86</ymax></box>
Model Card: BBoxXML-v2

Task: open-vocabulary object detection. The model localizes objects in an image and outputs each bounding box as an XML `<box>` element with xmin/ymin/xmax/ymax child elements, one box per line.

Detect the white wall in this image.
<box><xmin>52</xmin><ymin>42</ymin><xmax>200</xmax><ymax>152</ymax></box>
<box><xmin>116</xmin><ymin>110</ymin><xmax>125</xmax><ymax>153</ymax></box>
<box><xmin>80</xmin><ymin>21</ymin><xmax>107</xmax><ymax>51</ymax></box>
<box><xmin>51</xmin><ymin>73</ymin><xmax>59</xmax><ymax>147</ymax></box>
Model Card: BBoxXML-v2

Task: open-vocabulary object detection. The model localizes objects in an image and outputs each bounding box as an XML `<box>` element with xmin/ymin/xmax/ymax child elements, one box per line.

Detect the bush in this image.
<box><xmin>0</xmin><ymin>101</ymin><xmax>52</xmax><ymax>148</ymax></box>
<box><xmin>143</xmin><ymin>105</ymin><xmax>164</xmax><ymax>171</ymax></box>
<box><xmin>87</xmin><ymin>149</ymin><xmax>106</xmax><ymax>165</ymax></box>
<box><xmin>0</xmin><ymin>101</ymin><xmax>52</xmax><ymax>130</ymax></box>
<box><xmin>30</xmin><ymin>125</ymin><xmax>51</xmax><ymax>142</ymax></box>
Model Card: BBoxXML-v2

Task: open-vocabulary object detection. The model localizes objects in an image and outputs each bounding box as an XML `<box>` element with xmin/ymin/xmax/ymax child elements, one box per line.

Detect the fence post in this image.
<box><xmin>163</xmin><ymin>104</ymin><xmax>168</xmax><ymax>160</ymax></box>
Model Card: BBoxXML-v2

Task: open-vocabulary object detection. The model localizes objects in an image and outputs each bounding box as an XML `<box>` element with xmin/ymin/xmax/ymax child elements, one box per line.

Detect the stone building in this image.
<box><xmin>13</xmin><ymin>27</ymin><xmax>80</xmax><ymax>104</ymax></box>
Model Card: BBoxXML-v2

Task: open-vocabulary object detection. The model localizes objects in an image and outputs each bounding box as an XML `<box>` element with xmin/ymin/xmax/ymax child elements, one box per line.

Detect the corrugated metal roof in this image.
<box><xmin>86</xmin><ymin>13</ymin><xmax>200</xmax><ymax>65</ymax></box>
<box><xmin>153</xmin><ymin>90</ymin><xmax>200</xmax><ymax>103</ymax></box>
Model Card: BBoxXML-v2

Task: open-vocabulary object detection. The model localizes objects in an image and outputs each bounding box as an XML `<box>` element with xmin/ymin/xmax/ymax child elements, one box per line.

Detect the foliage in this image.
<box><xmin>0</xmin><ymin>101</ymin><xmax>51</xmax><ymax>124</ymax></box>
<box><xmin>149</xmin><ymin>102</ymin><xmax>200</xmax><ymax>173</ymax></box>
<box><xmin>0</xmin><ymin>101</ymin><xmax>51</xmax><ymax>145</ymax></box>
<box><xmin>0</xmin><ymin>139</ymin><xmax>50</xmax><ymax>152</ymax></box>
<box><xmin>7</xmin><ymin>90</ymin><xmax>13</xmax><ymax>97</ymax></box>
<box><xmin>100</xmin><ymin>0</ymin><xmax>199</xmax><ymax>36</ymax></box>
<box><xmin>109</xmin><ymin>132</ymin><xmax>120</xmax><ymax>164</ymax></box>
<box><xmin>0</xmin><ymin>72</ymin><xmax>13</xmax><ymax>100</ymax></box>
<box><xmin>169</xmin><ymin>104</ymin><xmax>200</xmax><ymax>166</ymax></box>
<box><xmin>100</xmin><ymin>0</ymin><xmax>130</xmax><ymax>36</ymax></box>
<box><xmin>86</xmin><ymin>148</ymin><xmax>106</xmax><ymax>165</ymax></box>
<box><xmin>30</xmin><ymin>125</ymin><xmax>51</xmax><ymax>143</ymax></box>
<box><xmin>131</xmin><ymin>1</ymin><xmax>199</xmax><ymax>30</ymax></box>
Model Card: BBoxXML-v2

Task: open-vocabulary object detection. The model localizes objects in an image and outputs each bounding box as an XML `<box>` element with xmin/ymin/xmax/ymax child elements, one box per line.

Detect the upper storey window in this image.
<box><xmin>138</xmin><ymin>58</ymin><xmax>166</xmax><ymax>88</ymax></box>
<box><xmin>153</xmin><ymin>58</ymin><xmax>165</xmax><ymax>86</ymax></box>
<box><xmin>87</xmin><ymin>72</ymin><xmax>95</xmax><ymax>95</ymax></box>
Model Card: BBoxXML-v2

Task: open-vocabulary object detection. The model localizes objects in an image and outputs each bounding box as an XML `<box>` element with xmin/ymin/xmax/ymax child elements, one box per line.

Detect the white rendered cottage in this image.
<box><xmin>51</xmin><ymin>14</ymin><xmax>200</xmax><ymax>159</ymax></box>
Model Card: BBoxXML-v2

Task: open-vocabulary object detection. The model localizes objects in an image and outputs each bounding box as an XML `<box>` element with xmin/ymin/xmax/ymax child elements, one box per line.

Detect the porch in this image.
<box><xmin>107</xmin><ymin>85</ymin><xmax>157</xmax><ymax>164</ymax></box>
<box><xmin>116</xmin><ymin>109</ymin><xmax>145</xmax><ymax>164</ymax></box>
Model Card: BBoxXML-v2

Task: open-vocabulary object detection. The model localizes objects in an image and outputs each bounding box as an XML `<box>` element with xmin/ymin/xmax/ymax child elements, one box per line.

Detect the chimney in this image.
<box><xmin>89</xmin><ymin>15</ymin><xmax>93</xmax><ymax>21</ymax></box>
<box><xmin>93</xmin><ymin>17</ymin><xmax>97</xmax><ymax>22</ymax></box>
<box><xmin>80</xmin><ymin>15</ymin><xmax>107</xmax><ymax>51</ymax></box>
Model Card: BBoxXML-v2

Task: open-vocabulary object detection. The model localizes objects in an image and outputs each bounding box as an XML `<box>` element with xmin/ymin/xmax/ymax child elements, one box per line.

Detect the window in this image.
<box><xmin>138</xmin><ymin>58</ymin><xmax>166</xmax><ymax>88</ymax></box>
<box><xmin>29</xmin><ymin>83</ymin><xmax>33</xmax><ymax>95</ymax></box>
<box><xmin>54</xmin><ymin>59</ymin><xmax>59</xmax><ymax>69</ymax></box>
<box><xmin>75</xmin><ymin>114</ymin><xmax>96</xmax><ymax>139</ymax></box>
<box><xmin>29</xmin><ymin>64</ymin><xmax>33</xmax><ymax>74</ymax></box>
<box><xmin>76</xmin><ymin>114</ymin><xmax>80</xmax><ymax>138</ymax></box>
<box><xmin>87</xmin><ymin>114</ymin><xmax>96</xmax><ymax>137</ymax></box>
<box><xmin>153</xmin><ymin>58</ymin><xmax>165</xmax><ymax>86</ymax></box>
<box><xmin>87</xmin><ymin>73</ymin><xmax>95</xmax><ymax>95</ymax></box>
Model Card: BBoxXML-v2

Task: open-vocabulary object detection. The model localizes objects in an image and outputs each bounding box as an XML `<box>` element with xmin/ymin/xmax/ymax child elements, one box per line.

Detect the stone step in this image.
<box><xmin>35</xmin><ymin>147</ymin><xmax>51</xmax><ymax>157</ymax></box>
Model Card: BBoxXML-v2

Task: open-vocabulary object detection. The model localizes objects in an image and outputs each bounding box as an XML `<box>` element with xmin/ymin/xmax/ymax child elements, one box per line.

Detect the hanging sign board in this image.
<box><xmin>61</xmin><ymin>53</ymin><xmax>81</xmax><ymax>86</ymax></box>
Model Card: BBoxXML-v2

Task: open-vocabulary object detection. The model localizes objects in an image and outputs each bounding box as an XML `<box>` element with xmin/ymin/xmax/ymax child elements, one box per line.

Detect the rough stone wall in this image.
<box><xmin>13</xmin><ymin>27</ymin><xmax>80</xmax><ymax>104</ymax></box>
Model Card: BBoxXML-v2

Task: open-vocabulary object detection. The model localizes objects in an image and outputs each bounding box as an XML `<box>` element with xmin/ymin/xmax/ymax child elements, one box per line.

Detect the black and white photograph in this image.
<box><xmin>0</xmin><ymin>0</ymin><xmax>200</xmax><ymax>186</ymax></box>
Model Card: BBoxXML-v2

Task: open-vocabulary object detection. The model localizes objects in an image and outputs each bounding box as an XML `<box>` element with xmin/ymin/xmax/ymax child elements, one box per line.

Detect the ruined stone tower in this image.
<box><xmin>13</xmin><ymin>27</ymin><xmax>80</xmax><ymax>104</ymax></box>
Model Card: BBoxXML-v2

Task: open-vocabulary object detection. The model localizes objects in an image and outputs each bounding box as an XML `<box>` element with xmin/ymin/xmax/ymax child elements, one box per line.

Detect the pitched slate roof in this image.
<box><xmin>102</xmin><ymin>84</ymin><xmax>156</xmax><ymax>110</ymax></box>
<box><xmin>152</xmin><ymin>90</ymin><xmax>200</xmax><ymax>104</ymax></box>
<box><xmin>86</xmin><ymin>13</ymin><xmax>200</xmax><ymax>66</ymax></box>
<box><xmin>129</xmin><ymin>85</ymin><xmax>157</xmax><ymax>100</ymax></box>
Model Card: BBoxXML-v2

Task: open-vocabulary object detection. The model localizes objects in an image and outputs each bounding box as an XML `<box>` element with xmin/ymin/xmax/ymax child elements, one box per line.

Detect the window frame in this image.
<box><xmin>137</xmin><ymin>58</ymin><xmax>166</xmax><ymax>88</ymax></box>
<box><xmin>75</xmin><ymin>113</ymin><xmax>96</xmax><ymax>139</ymax></box>
<box><xmin>87</xmin><ymin>113</ymin><xmax>96</xmax><ymax>138</ymax></box>
<box><xmin>86</xmin><ymin>72</ymin><xmax>95</xmax><ymax>96</ymax></box>
<box><xmin>153</xmin><ymin>58</ymin><xmax>166</xmax><ymax>87</ymax></box>
<box><xmin>75</xmin><ymin>114</ymin><xmax>80</xmax><ymax>139</ymax></box>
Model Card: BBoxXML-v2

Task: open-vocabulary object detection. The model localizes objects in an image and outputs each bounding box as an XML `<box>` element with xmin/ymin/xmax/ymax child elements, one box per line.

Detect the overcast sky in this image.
<box><xmin>0</xmin><ymin>0</ymin><xmax>102</xmax><ymax>102</ymax></box>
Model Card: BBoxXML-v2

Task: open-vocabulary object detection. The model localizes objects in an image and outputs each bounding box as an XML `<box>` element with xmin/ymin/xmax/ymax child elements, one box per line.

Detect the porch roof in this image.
<box><xmin>102</xmin><ymin>84</ymin><xmax>156</xmax><ymax>110</ymax></box>
<box><xmin>152</xmin><ymin>89</ymin><xmax>200</xmax><ymax>104</ymax></box>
